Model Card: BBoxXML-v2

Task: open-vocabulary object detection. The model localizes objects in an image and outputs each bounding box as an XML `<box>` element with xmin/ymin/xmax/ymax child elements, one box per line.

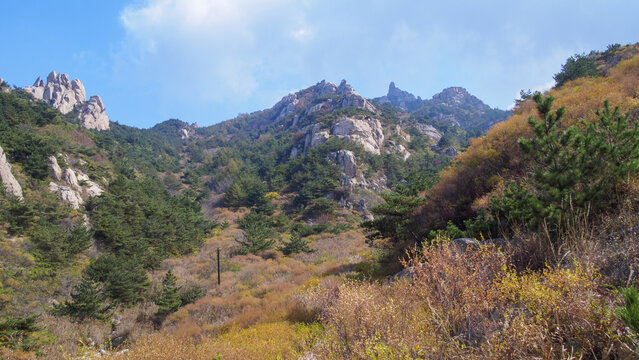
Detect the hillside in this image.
<box><xmin>1</xmin><ymin>43</ymin><xmax>639</xmax><ymax>359</ymax></box>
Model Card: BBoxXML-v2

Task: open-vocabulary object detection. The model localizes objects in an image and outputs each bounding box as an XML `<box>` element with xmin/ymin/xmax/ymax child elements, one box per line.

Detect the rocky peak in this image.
<box><xmin>336</xmin><ymin>79</ymin><xmax>354</xmax><ymax>95</ymax></box>
<box><xmin>272</xmin><ymin>79</ymin><xmax>377</xmax><ymax>126</ymax></box>
<box><xmin>431</xmin><ymin>87</ymin><xmax>489</xmax><ymax>111</ymax></box>
<box><xmin>374</xmin><ymin>82</ymin><xmax>421</xmax><ymax>111</ymax></box>
<box><xmin>24</xmin><ymin>71</ymin><xmax>110</xmax><ymax>131</ymax></box>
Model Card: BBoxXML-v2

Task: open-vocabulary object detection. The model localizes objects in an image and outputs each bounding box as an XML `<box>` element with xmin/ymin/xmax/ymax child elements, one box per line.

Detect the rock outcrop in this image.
<box><xmin>77</xmin><ymin>96</ymin><xmax>110</xmax><ymax>131</ymax></box>
<box><xmin>0</xmin><ymin>145</ymin><xmax>23</xmax><ymax>200</ymax></box>
<box><xmin>414</xmin><ymin>124</ymin><xmax>442</xmax><ymax>142</ymax></box>
<box><xmin>24</xmin><ymin>71</ymin><xmax>110</xmax><ymax>130</ymax></box>
<box><xmin>25</xmin><ymin>71</ymin><xmax>86</xmax><ymax>114</ymax></box>
<box><xmin>331</xmin><ymin>117</ymin><xmax>384</xmax><ymax>155</ymax></box>
<box><xmin>48</xmin><ymin>156</ymin><xmax>62</xmax><ymax>181</ymax></box>
<box><xmin>374</xmin><ymin>82</ymin><xmax>421</xmax><ymax>111</ymax></box>
<box><xmin>48</xmin><ymin>182</ymin><xmax>84</xmax><ymax>210</ymax></box>
<box><xmin>0</xmin><ymin>78</ymin><xmax>9</xmax><ymax>93</ymax></box>
<box><xmin>290</xmin><ymin>124</ymin><xmax>330</xmax><ymax>157</ymax></box>
<box><xmin>271</xmin><ymin>80</ymin><xmax>377</xmax><ymax>127</ymax></box>
<box><xmin>47</xmin><ymin>155</ymin><xmax>104</xmax><ymax>209</ymax></box>
<box><xmin>386</xmin><ymin>140</ymin><xmax>411</xmax><ymax>160</ymax></box>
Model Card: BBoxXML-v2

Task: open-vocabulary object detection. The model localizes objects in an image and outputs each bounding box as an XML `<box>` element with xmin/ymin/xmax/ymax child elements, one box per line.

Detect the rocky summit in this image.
<box><xmin>24</xmin><ymin>71</ymin><xmax>110</xmax><ymax>130</ymax></box>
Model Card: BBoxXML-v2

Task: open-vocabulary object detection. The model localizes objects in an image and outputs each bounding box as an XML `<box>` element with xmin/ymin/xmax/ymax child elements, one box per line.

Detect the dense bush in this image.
<box><xmin>554</xmin><ymin>53</ymin><xmax>600</xmax><ymax>87</ymax></box>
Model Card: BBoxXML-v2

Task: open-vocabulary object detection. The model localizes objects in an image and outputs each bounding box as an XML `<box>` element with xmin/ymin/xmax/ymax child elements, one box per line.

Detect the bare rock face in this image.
<box><xmin>48</xmin><ymin>157</ymin><xmax>104</xmax><ymax>208</ymax></box>
<box><xmin>24</xmin><ymin>71</ymin><xmax>110</xmax><ymax>130</ymax></box>
<box><xmin>327</xmin><ymin>150</ymin><xmax>358</xmax><ymax>178</ymax></box>
<box><xmin>49</xmin><ymin>182</ymin><xmax>83</xmax><ymax>210</ymax></box>
<box><xmin>0</xmin><ymin>145</ymin><xmax>23</xmax><ymax>200</ymax></box>
<box><xmin>64</xmin><ymin>168</ymin><xmax>80</xmax><ymax>189</ymax></box>
<box><xmin>77</xmin><ymin>95</ymin><xmax>110</xmax><ymax>131</ymax></box>
<box><xmin>25</xmin><ymin>71</ymin><xmax>86</xmax><ymax>114</ymax></box>
<box><xmin>336</xmin><ymin>80</ymin><xmax>377</xmax><ymax>113</ymax></box>
<box><xmin>331</xmin><ymin>117</ymin><xmax>384</xmax><ymax>155</ymax></box>
<box><xmin>386</xmin><ymin>140</ymin><xmax>411</xmax><ymax>160</ymax></box>
<box><xmin>290</xmin><ymin>124</ymin><xmax>330</xmax><ymax>157</ymax></box>
<box><xmin>414</xmin><ymin>124</ymin><xmax>442</xmax><ymax>142</ymax></box>
<box><xmin>48</xmin><ymin>156</ymin><xmax>62</xmax><ymax>181</ymax></box>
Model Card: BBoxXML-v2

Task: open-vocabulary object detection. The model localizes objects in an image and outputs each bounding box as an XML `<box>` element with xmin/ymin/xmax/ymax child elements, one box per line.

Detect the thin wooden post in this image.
<box><xmin>217</xmin><ymin>248</ymin><xmax>221</xmax><ymax>285</ymax></box>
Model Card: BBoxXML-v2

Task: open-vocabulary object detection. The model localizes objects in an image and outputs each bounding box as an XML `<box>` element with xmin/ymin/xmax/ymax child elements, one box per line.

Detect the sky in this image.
<box><xmin>1</xmin><ymin>1</ymin><xmax>638</xmax><ymax>129</ymax></box>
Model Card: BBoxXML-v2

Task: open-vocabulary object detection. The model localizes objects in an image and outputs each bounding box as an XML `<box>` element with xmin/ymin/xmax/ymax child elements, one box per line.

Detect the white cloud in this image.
<box><xmin>507</xmin><ymin>80</ymin><xmax>556</xmax><ymax>110</ymax></box>
<box><xmin>115</xmin><ymin>0</ymin><xmax>314</xmax><ymax>104</ymax></box>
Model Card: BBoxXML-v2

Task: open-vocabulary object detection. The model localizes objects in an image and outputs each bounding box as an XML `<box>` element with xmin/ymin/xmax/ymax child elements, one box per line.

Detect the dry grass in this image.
<box><xmin>302</xmin><ymin>240</ymin><xmax>628</xmax><ymax>359</ymax></box>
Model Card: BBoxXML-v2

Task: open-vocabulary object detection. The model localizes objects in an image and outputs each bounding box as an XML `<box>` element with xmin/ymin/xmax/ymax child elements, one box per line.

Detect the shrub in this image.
<box><xmin>51</xmin><ymin>277</ymin><xmax>113</xmax><ymax>322</ymax></box>
<box><xmin>554</xmin><ymin>53</ymin><xmax>600</xmax><ymax>87</ymax></box>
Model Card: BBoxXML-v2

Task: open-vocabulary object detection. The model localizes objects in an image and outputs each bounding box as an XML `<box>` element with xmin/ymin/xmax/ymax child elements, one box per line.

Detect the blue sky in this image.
<box><xmin>1</xmin><ymin>1</ymin><xmax>637</xmax><ymax>128</ymax></box>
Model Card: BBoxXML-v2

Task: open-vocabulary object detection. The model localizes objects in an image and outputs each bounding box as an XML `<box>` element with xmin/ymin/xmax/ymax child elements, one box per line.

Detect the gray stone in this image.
<box><xmin>49</xmin><ymin>182</ymin><xmax>84</xmax><ymax>210</ymax></box>
<box><xmin>290</xmin><ymin>124</ymin><xmax>330</xmax><ymax>157</ymax></box>
<box><xmin>327</xmin><ymin>150</ymin><xmax>358</xmax><ymax>178</ymax></box>
<box><xmin>24</xmin><ymin>71</ymin><xmax>110</xmax><ymax>130</ymax></box>
<box><xmin>414</xmin><ymin>124</ymin><xmax>442</xmax><ymax>142</ymax></box>
<box><xmin>386</xmin><ymin>140</ymin><xmax>411</xmax><ymax>160</ymax></box>
<box><xmin>48</xmin><ymin>155</ymin><xmax>62</xmax><ymax>181</ymax></box>
<box><xmin>0</xmin><ymin>145</ymin><xmax>23</xmax><ymax>200</ymax></box>
<box><xmin>77</xmin><ymin>95</ymin><xmax>110</xmax><ymax>130</ymax></box>
<box><xmin>331</xmin><ymin>117</ymin><xmax>384</xmax><ymax>155</ymax></box>
<box><xmin>63</xmin><ymin>168</ymin><xmax>79</xmax><ymax>189</ymax></box>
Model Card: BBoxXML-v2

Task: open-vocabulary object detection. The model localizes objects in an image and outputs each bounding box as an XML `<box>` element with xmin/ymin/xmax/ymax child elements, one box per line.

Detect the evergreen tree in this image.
<box><xmin>154</xmin><ymin>270</ymin><xmax>182</xmax><ymax>317</ymax></box>
<box><xmin>86</xmin><ymin>255</ymin><xmax>150</xmax><ymax>307</ymax></box>
<box><xmin>224</xmin><ymin>181</ymin><xmax>246</xmax><ymax>208</ymax></box>
<box><xmin>51</xmin><ymin>277</ymin><xmax>113</xmax><ymax>322</ymax></box>
<box><xmin>554</xmin><ymin>54</ymin><xmax>600</xmax><ymax>87</ymax></box>
<box><xmin>235</xmin><ymin>212</ymin><xmax>275</xmax><ymax>254</ymax></box>
<box><xmin>278</xmin><ymin>232</ymin><xmax>315</xmax><ymax>255</ymax></box>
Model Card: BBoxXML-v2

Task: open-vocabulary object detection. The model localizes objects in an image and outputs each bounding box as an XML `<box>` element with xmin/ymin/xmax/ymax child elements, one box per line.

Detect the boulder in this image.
<box><xmin>327</xmin><ymin>150</ymin><xmax>358</xmax><ymax>178</ymax></box>
<box><xmin>0</xmin><ymin>145</ymin><xmax>23</xmax><ymax>200</ymax></box>
<box><xmin>63</xmin><ymin>168</ymin><xmax>80</xmax><ymax>189</ymax></box>
<box><xmin>49</xmin><ymin>182</ymin><xmax>83</xmax><ymax>210</ymax></box>
<box><xmin>77</xmin><ymin>95</ymin><xmax>110</xmax><ymax>130</ymax></box>
<box><xmin>386</xmin><ymin>140</ymin><xmax>411</xmax><ymax>160</ymax></box>
<box><xmin>331</xmin><ymin>117</ymin><xmax>384</xmax><ymax>155</ymax></box>
<box><xmin>48</xmin><ymin>155</ymin><xmax>62</xmax><ymax>181</ymax></box>
<box><xmin>290</xmin><ymin>124</ymin><xmax>330</xmax><ymax>157</ymax></box>
<box><xmin>414</xmin><ymin>124</ymin><xmax>442</xmax><ymax>142</ymax></box>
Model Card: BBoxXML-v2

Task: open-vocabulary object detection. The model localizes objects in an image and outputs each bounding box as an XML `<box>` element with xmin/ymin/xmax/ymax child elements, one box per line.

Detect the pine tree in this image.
<box><xmin>278</xmin><ymin>232</ymin><xmax>315</xmax><ymax>255</ymax></box>
<box><xmin>155</xmin><ymin>270</ymin><xmax>182</xmax><ymax>317</ymax></box>
<box><xmin>235</xmin><ymin>212</ymin><xmax>275</xmax><ymax>254</ymax></box>
<box><xmin>51</xmin><ymin>277</ymin><xmax>113</xmax><ymax>322</ymax></box>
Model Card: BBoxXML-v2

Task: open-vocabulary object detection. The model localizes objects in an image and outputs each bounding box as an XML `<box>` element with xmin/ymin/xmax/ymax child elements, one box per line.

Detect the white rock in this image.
<box><xmin>24</xmin><ymin>71</ymin><xmax>109</xmax><ymax>130</ymax></box>
<box><xmin>26</xmin><ymin>71</ymin><xmax>86</xmax><ymax>115</ymax></box>
<box><xmin>179</xmin><ymin>128</ymin><xmax>189</xmax><ymax>139</ymax></box>
<box><xmin>0</xmin><ymin>145</ymin><xmax>23</xmax><ymax>200</ymax></box>
<box><xmin>290</xmin><ymin>124</ymin><xmax>330</xmax><ymax>157</ymax></box>
<box><xmin>327</xmin><ymin>150</ymin><xmax>358</xmax><ymax>178</ymax></box>
<box><xmin>85</xmin><ymin>181</ymin><xmax>103</xmax><ymax>198</ymax></box>
<box><xmin>331</xmin><ymin>117</ymin><xmax>384</xmax><ymax>155</ymax></box>
<box><xmin>48</xmin><ymin>155</ymin><xmax>62</xmax><ymax>181</ymax></box>
<box><xmin>75</xmin><ymin>170</ymin><xmax>90</xmax><ymax>182</ymax></box>
<box><xmin>49</xmin><ymin>182</ymin><xmax>84</xmax><ymax>210</ymax></box>
<box><xmin>414</xmin><ymin>124</ymin><xmax>443</xmax><ymax>142</ymax></box>
<box><xmin>64</xmin><ymin>168</ymin><xmax>80</xmax><ymax>189</ymax></box>
<box><xmin>77</xmin><ymin>95</ymin><xmax>110</xmax><ymax>130</ymax></box>
<box><xmin>386</xmin><ymin>140</ymin><xmax>411</xmax><ymax>160</ymax></box>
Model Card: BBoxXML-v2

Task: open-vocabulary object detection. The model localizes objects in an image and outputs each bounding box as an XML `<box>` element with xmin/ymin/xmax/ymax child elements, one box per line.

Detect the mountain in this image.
<box><xmin>4</xmin><ymin>44</ymin><xmax>638</xmax><ymax>358</ymax></box>
<box><xmin>374</xmin><ymin>82</ymin><xmax>511</xmax><ymax>134</ymax></box>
